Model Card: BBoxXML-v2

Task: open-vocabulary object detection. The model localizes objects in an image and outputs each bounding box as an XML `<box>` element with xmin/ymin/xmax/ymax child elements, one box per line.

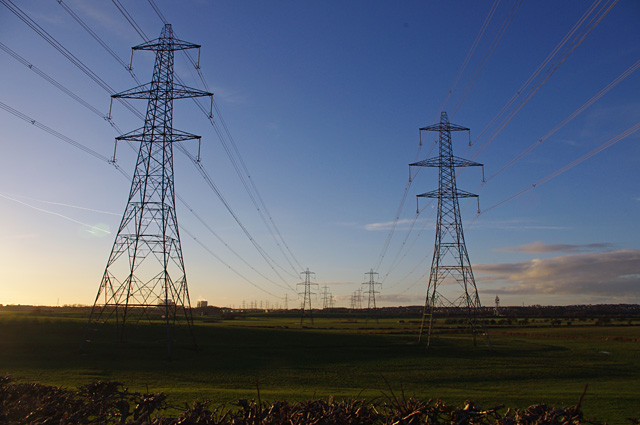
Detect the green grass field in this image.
<box><xmin>1</xmin><ymin>310</ymin><xmax>639</xmax><ymax>423</ymax></box>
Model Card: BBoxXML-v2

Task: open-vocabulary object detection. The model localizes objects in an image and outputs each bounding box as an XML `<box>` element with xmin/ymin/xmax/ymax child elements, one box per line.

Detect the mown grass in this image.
<box><xmin>0</xmin><ymin>311</ymin><xmax>638</xmax><ymax>423</ymax></box>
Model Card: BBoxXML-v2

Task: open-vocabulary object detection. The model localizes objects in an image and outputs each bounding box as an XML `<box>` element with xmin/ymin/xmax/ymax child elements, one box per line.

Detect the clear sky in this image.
<box><xmin>1</xmin><ymin>0</ymin><xmax>639</xmax><ymax>308</ymax></box>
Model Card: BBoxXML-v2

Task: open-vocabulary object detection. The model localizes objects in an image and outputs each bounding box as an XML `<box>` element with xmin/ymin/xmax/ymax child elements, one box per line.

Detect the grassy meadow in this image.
<box><xmin>0</xmin><ymin>308</ymin><xmax>639</xmax><ymax>423</ymax></box>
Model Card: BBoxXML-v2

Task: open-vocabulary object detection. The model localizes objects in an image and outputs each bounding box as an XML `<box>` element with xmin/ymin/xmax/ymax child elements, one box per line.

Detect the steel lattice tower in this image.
<box><xmin>298</xmin><ymin>268</ymin><xmax>318</xmax><ymax>324</ymax></box>
<box><xmin>363</xmin><ymin>269</ymin><xmax>381</xmax><ymax>323</ymax></box>
<box><xmin>410</xmin><ymin>112</ymin><xmax>490</xmax><ymax>348</ymax></box>
<box><xmin>87</xmin><ymin>24</ymin><xmax>212</xmax><ymax>356</ymax></box>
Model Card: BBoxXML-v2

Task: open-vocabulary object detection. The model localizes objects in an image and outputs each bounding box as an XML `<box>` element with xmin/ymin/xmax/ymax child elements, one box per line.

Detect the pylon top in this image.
<box><xmin>420</xmin><ymin>111</ymin><xmax>470</xmax><ymax>133</ymax></box>
<box><xmin>133</xmin><ymin>24</ymin><xmax>201</xmax><ymax>52</ymax></box>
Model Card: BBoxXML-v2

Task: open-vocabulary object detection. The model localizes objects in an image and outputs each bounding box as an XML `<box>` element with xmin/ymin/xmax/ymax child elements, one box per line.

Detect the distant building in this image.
<box><xmin>197</xmin><ymin>300</ymin><xmax>208</xmax><ymax>308</ymax></box>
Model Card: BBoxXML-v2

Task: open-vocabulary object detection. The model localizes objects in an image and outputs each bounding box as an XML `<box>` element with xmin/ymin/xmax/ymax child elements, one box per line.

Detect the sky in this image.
<box><xmin>1</xmin><ymin>0</ymin><xmax>639</xmax><ymax>309</ymax></box>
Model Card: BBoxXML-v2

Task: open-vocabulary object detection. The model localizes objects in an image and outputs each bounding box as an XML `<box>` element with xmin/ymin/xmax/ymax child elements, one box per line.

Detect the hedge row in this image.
<box><xmin>0</xmin><ymin>376</ymin><xmax>630</xmax><ymax>424</ymax></box>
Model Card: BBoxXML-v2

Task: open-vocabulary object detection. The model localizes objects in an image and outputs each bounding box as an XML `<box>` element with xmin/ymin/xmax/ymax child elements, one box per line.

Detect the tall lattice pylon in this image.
<box><xmin>298</xmin><ymin>268</ymin><xmax>318</xmax><ymax>324</ymax></box>
<box><xmin>410</xmin><ymin>112</ymin><xmax>490</xmax><ymax>348</ymax></box>
<box><xmin>87</xmin><ymin>24</ymin><xmax>212</xmax><ymax>357</ymax></box>
<box><xmin>363</xmin><ymin>269</ymin><xmax>381</xmax><ymax>323</ymax></box>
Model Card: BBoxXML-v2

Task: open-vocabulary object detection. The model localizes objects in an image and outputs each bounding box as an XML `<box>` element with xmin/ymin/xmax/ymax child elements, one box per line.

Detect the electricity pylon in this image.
<box><xmin>321</xmin><ymin>285</ymin><xmax>332</xmax><ymax>310</ymax></box>
<box><xmin>410</xmin><ymin>111</ymin><xmax>490</xmax><ymax>349</ymax></box>
<box><xmin>363</xmin><ymin>269</ymin><xmax>381</xmax><ymax>323</ymax></box>
<box><xmin>356</xmin><ymin>288</ymin><xmax>364</xmax><ymax>310</ymax></box>
<box><xmin>298</xmin><ymin>268</ymin><xmax>318</xmax><ymax>324</ymax></box>
<box><xmin>87</xmin><ymin>24</ymin><xmax>212</xmax><ymax>358</ymax></box>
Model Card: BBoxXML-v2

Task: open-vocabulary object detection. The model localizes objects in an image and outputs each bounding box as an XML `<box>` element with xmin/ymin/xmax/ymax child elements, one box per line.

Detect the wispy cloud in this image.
<box><xmin>364</xmin><ymin>218</ymin><xmax>420</xmax><ymax>231</ymax></box>
<box><xmin>496</xmin><ymin>241</ymin><xmax>613</xmax><ymax>254</ymax></box>
<box><xmin>8</xmin><ymin>233</ymin><xmax>40</xmax><ymax>241</ymax></box>
<box><xmin>69</xmin><ymin>0</ymin><xmax>138</xmax><ymax>43</ymax></box>
<box><xmin>0</xmin><ymin>193</ymin><xmax>111</xmax><ymax>235</ymax></box>
<box><xmin>559</xmin><ymin>138</ymin><xmax>580</xmax><ymax>147</ymax></box>
<box><xmin>4</xmin><ymin>193</ymin><xmax>119</xmax><ymax>216</ymax></box>
<box><xmin>581</xmin><ymin>102</ymin><xmax>640</xmax><ymax>138</ymax></box>
<box><xmin>473</xmin><ymin>219</ymin><xmax>568</xmax><ymax>231</ymax></box>
<box><xmin>320</xmin><ymin>281</ymin><xmax>358</xmax><ymax>286</ymax></box>
<box><xmin>210</xmin><ymin>85</ymin><xmax>248</xmax><ymax>104</ymax></box>
<box><xmin>475</xmin><ymin>250</ymin><xmax>640</xmax><ymax>297</ymax></box>
<box><xmin>377</xmin><ymin>293</ymin><xmax>421</xmax><ymax>304</ymax></box>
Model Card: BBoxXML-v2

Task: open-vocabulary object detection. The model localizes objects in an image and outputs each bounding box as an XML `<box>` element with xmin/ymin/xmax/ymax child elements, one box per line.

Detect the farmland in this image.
<box><xmin>0</xmin><ymin>306</ymin><xmax>639</xmax><ymax>423</ymax></box>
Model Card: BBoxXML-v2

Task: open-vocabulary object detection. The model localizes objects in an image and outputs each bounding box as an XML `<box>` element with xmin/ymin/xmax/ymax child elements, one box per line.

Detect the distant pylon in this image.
<box><xmin>350</xmin><ymin>292</ymin><xmax>357</xmax><ymax>310</ymax></box>
<box><xmin>363</xmin><ymin>269</ymin><xmax>381</xmax><ymax>323</ymax></box>
<box><xmin>410</xmin><ymin>112</ymin><xmax>490</xmax><ymax>348</ymax></box>
<box><xmin>87</xmin><ymin>24</ymin><xmax>212</xmax><ymax>358</ymax></box>
<box><xmin>297</xmin><ymin>268</ymin><xmax>318</xmax><ymax>324</ymax></box>
<box><xmin>320</xmin><ymin>285</ymin><xmax>333</xmax><ymax>310</ymax></box>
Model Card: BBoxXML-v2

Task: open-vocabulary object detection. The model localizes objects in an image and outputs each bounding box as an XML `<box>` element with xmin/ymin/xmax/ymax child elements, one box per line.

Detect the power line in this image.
<box><xmin>486</xmin><ymin>58</ymin><xmax>640</xmax><ymax>183</ymax></box>
<box><xmin>176</xmin><ymin>145</ymin><xmax>297</xmax><ymax>292</ymax></box>
<box><xmin>180</xmin><ymin>224</ymin><xmax>284</xmax><ymax>299</ymax></box>
<box><xmin>126</xmin><ymin>1</ymin><xmax>305</xmax><ymax>278</ymax></box>
<box><xmin>111</xmin><ymin>0</ymin><xmax>148</xmax><ymax>41</ymax></box>
<box><xmin>0</xmin><ymin>41</ymin><xmax>124</xmax><ymax>135</ymax></box>
<box><xmin>1</xmin><ymin>100</ymin><xmax>293</xmax><ymax>299</ymax></box>
<box><xmin>440</xmin><ymin>0</ymin><xmax>502</xmax><ymax>113</ymax></box>
<box><xmin>470</xmin><ymin>0</ymin><xmax>619</xmax><ymax>158</ymax></box>
<box><xmin>472</xmin><ymin>0</ymin><xmax>605</xmax><ymax>145</ymax></box>
<box><xmin>0</xmin><ymin>101</ymin><xmax>111</xmax><ymax>163</ymax></box>
<box><xmin>0</xmin><ymin>0</ymin><xmax>144</xmax><ymax>120</ymax></box>
<box><xmin>57</xmin><ymin>0</ymin><xmax>141</xmax><ymax>83</ymax></box>
<box><xmin>147</xmin><ymin>0</ymin><xmax>168</xmax><ymax>25</ymax></box>
<box><xmin>3</xmin><ymin>29</ymin><xmax>294</xmax><ymax>295</ymax></box>
<box><xmin>373</xmin><ymin>1</ymin><xmax>514</xmax><ymax>277</ymax></box>
<box><xmin>480</xmin><ymin>120</ymin><xmax>640</xmax><ymax>216</ymax></box>
<box><xmin>450</xmin><ymin>0</ymin><xmax>523</xmax><ymax>118</ymax></box>
<box><xmin>175</xmin><ymin>193</ymin><xmax>292</xmax><ymax>291</ymax></box>
<box><xmin>49</xmin><ymin>0</ymin><xmax>299</xmax><ymax>285</ymax></box>
<box><xmin>372</xmin><ymin>138</ymin><xmax>439</xmax><ymax>274</ymax></box>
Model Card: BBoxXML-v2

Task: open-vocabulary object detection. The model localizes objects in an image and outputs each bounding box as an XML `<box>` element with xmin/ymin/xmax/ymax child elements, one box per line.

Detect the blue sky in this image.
<box><xmin>1</xmin><ymin>0</ymin><xmax>639</xmax><ymax>308</ymax></box>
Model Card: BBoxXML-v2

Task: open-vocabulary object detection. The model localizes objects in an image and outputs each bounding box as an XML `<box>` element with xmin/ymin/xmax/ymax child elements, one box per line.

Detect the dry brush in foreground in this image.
<box><xmin>0</xmin><ymin>376</ymin><xmax>635</xmax><ymax>425</ymax></box>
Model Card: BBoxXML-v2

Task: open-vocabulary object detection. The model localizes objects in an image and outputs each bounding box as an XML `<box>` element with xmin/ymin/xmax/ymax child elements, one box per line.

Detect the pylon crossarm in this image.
<box><xmin>112</xmin><ymin>83</ymin><xmax>211</xmax><ymax>100</ymax></box>
<box><xmin>410</xmin><ymin>158</ymin><xmax>441</xmax><ymax>168</ymax></box>
<box><xmin>451</xmin><ymin>156</ymin><xmax>483</xmax><ymax>168</ymax></box>
<box><xmin>112</xmin><ymin>83</ymin><xmax>153</xmax><ymax>99</ymax></box>
<box><xmin>116</xmin><ymin>128</ymin><xmax>201</xmax><ymax>143</ymax></box>
<box><xmin>420</xmin><ymin>123</ymin><xmax>469</xmax><ymax>132</ymax></box>
<box><xmin>172</xmin><ymin>83</ymin><xmax>212</xmax><ymax>99</ymax></box>
<box><xmin>417</xmin><ymin>190</ymin><xmax>440</xmax><ymax>199</ymax></box>
<box><xmin>455</xmin><ymin>189</ymin><xmax>479</xmax><ymax>198</ymax></box>
<box><xmin>133</xmin><ymin>39</ymin><xmax>201</xmax><ymax>52</ymax></box>
<box><xmin>417</xmin><ymin>189</ymin><xmax>477</xmax><ymax>199</ymax></box>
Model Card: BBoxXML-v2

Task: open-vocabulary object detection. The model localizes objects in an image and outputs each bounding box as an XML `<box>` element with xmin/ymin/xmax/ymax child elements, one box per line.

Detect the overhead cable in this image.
<box><xmin>0</xmin><ymin>0</ymin><xmax>144</xmax><ymax>120</ymax></box>
<box><xmin>480</xmin><ymin>120</ymin><xmax>640</xmax><ymax>216</ymax></box>
<box><xmin>450</xmin><ymin>0</ymin><xmax>523</xmax><ymax>118</ymax></box>
<box><xmin>470</xmin><ymin>0</ymin><xmax>619</xmax><ymax>158</ymax></box>
<box><xmin>2</xmin><ymin>100</ymin><xmax>288</xmax><ymax>297</ymax></box>
<box><xmin>93</xmin><ymin>1</ymin><xmax>301</xmax><ymax>282</ymax></box>
<box><xmin>440</xmin><ymin>0</ymin><xmax>502</xmax><ymax>113</ymax></box>
<box><xmin>486</xmin><ymin>58</ymin><xmax>640</xmax><ymax>183</ymax></box>
<box><xmin>57</xmin><ymin>0</ymin><xmax>141</xmax><ymax>83</ymax></box>
<box><xmin>133</xmin><ymin>2</ymin><xmax>305</xmax><ymax>277</ymax></box>
<box><xmin>0</xmin><ymin>41</ymin><xmax>124</xmax><ymax>135</ymax></box>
